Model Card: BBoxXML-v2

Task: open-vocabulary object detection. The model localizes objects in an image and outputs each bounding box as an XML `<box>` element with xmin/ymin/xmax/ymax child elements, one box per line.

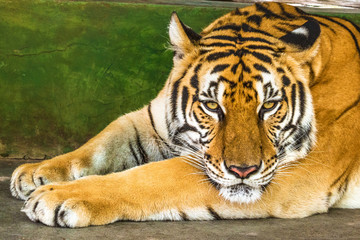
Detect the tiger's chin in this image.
<box><xmin>219</xmin><ymin>184</ymin><xmax>264</xmax><ymax>204</ymax></box>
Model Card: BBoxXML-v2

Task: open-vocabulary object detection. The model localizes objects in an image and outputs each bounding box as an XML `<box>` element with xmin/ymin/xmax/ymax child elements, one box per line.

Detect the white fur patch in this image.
<box><xmin>58</xmin><ymin>204</ymin><xmax>80</xmax><ymax>228</ymax></box>
<box><xmin>219</xmin><ymin>185</ymin><xmax>263</xmax><ymax>204</ymax></box>
<box><xmin>150</xmin><ymin>97</ymin><xmax>169</xmax><ymax>140</ymax></box>
<box><xmin>292</xmin><ymin>27</ymin><xmax>309</xmax><ymax>37</ymax></box>
<box><xmin>256</xmin><ymin>81</ymin><xmax>265</xmax><ymax>104</ymax></box>
<box><xmin>169</xmin><ymin>15</ymin><xmax>183</xmax><ymax>50</ymax></box>
<box><xmin>147</xmin><ymin>209</ymin><xmax>182</xmax><ymax>221</ymax></box>
<box><xmin>334</xmin><ymin>176</ymin><xmax>360</xmax><ymax>208</ymax></box>
<box><xmin>91</xmin><ymin>146</ymin><xmax>108</xmax><ymax>174</ymax></box>
<box><xmin>183</xmin><ymin>207</ymin><xmax>213</xmax><ymax>220</ymax></box>
<box><xmin>262</xmin><ymin>72</ymin><xmax>275</xmax><ymax>85</ymax></box>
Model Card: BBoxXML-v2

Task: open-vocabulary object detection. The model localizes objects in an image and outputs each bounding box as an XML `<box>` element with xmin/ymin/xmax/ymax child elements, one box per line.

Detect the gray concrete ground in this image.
<box><xmin>1</xmin><ymin>159</ymin><xmax>360</xmax><ymax>240</ymax></box>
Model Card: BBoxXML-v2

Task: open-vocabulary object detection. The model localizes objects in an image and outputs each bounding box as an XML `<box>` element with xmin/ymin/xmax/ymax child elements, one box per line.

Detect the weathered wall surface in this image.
<box><xmin>0</xmin><ymin>0</ymin><xmax>359</xmax><ymax>159</ymax></box>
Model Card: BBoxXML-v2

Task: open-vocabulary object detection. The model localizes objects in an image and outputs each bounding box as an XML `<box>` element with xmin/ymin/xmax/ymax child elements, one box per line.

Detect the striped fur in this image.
<box><xmin>11</xmin><ymin>2</ymin><xmax>360</xmax><ymax>227</ymax></box>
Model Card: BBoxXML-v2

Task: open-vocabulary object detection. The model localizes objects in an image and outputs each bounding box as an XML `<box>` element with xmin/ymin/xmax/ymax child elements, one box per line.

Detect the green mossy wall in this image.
<box><xmin>0</xmin><ymin>1</ymin><xmax>230</xmax><ymax>158</ymax></box>
<box><xmin>0</xmin><ymin>1</ymin><xmax>359</xmax><ymax>158</ymax></box>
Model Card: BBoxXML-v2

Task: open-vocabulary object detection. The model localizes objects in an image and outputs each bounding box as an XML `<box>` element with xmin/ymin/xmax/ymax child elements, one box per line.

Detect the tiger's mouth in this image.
<box><xmin>204</xmin><ymin>161</ymin><xmax>274</xmax><ymax>204</ymax></box>
<box><xmin>217</xmin><ymin>182</ymin><xmax>265</xmax><ymax>204</ymax></box>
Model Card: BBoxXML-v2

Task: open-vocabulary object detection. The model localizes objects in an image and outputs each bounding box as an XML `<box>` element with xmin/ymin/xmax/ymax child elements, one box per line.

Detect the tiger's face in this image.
<box><xmin>167</xmin><ymin>6</ymin><xmax>320</xmax><ymax>203</ymax></box>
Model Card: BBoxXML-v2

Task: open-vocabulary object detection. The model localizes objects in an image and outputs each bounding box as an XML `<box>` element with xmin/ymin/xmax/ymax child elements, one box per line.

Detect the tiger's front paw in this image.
<box><xmin>21</xmin><ymin>184</ymin><xmax>92</xmax><ymax>228</ymax></box>
<box><xmin>10</xmin><ymin>159</ymin><xmax>71</xmax><ymax>200</ymax></box>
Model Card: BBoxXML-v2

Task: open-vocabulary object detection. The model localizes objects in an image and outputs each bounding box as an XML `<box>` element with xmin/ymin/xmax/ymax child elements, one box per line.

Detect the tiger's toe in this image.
<box><xmin>21</xmin><ymin>185</ymin><xmax>91</xmax><ymax>228</ymax></box>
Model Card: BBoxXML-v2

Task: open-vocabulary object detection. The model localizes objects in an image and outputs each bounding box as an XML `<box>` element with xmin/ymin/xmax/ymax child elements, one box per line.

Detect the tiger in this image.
<box><xmin>10</xmin><ymin>2</ymin><xmax>360</xmax><ymax>228</ymax></box>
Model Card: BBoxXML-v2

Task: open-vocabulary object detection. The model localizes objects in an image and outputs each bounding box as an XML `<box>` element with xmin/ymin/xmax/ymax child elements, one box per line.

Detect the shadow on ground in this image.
<box><xmin>1</xmin><ymin>159</ymin><xmax>360</xmax><ymax>240</ymax></box>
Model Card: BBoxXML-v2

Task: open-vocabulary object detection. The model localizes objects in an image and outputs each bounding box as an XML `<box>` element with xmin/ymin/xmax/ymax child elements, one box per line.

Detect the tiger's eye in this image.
<box><xmin>262</xmin><ymin>101</ymin><xmax>275</xmax><ymax>109</ymax></box>
<box><xmin>205</xmin><ymin>102</ymin><xmax>219</xmax><ymax>110</ymax></box>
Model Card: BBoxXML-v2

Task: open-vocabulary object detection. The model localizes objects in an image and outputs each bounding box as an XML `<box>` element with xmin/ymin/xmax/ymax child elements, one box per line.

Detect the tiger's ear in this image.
<box><xmin>279</xmin><ymin>19</ymin><xmax>321</xmax><ymax>62</ymax></box>
<box><xmin>169</xmin><ymin>12</ymin><xmax>201</xmax><ymax>63</ymax></box>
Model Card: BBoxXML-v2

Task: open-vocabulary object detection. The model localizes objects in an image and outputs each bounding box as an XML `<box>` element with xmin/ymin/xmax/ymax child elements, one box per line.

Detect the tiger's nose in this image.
<box><xmin>228</xmin><ymin>165</ymin><xmax>259</xmax><ymax>179</ymax></box>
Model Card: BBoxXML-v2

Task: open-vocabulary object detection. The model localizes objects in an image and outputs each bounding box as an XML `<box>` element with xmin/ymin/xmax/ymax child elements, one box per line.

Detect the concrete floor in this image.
<box><xmin>1</xmin><ymin>159</ymin><xmax>360</xmax><ymax>240</ymax></box>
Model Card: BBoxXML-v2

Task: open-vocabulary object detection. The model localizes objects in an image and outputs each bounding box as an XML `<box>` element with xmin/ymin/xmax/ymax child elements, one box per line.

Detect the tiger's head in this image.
<box><xmin>166</xmin><ymin>3</ymin><xmax>321</xmax><ymax>203</ymax></box>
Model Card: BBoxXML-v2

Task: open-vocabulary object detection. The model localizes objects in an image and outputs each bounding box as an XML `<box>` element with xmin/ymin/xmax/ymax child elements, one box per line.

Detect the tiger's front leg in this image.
<box><xmin>21</xmin><ymin>157</ymin><xmax>227</xmax><ymax>227</ymax></box>
<box><xmin>21</xmin><ymin>156</ymin><xmax>335</xmax><ymax>227</ymax></box>
<box><xmin>11</xmin><ymin>105</ymin><xmax>171</xmax><ymax>200</ymax></box>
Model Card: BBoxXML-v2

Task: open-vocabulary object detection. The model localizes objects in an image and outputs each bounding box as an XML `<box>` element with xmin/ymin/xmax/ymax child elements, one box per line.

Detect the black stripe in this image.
<box><xmin>290</xmin><ymin>83</ymin><xmax>297</xmax><ymax>124</ymax></box>
<box><xmin>192</xmin><ymin>110</ymin><xmax>202</xmax><ymax>124</ymax></box>
<box><xmin>171</xmin><ymin>80</ymin><xmax>181</xmax><ymax>120</ymax></box>
<box><xmin>246</xmin><ymin>45</ymin><xmax>276</xmax><ymax>51</ymax></box>
<box><xmin>207</xmin><ymin>207</ymin><xmax>222</xmax><ymax>220</ymax></box>
<box><xmin>277</xmin><ymin>67</ymin><xmax>285</xmax><ymax>73</ymax></box>
<box><xmin>204</xmin><ymin>35</ymin><xmax>238</xmax><ymax>42</ymax></box>
<box><xmin>134</xmin><ymin>127</ymin><xmax>149</xmax><ymax>164</ymax></box>
<box><xmin>339</xmin><ymin>177</ymin><xmax>349</xmax><ymax>195</ymax></box>
<box><xmin>268</xmin><ymin>129</ymin><xmax>276</xmax><ymax>137</ymax></box>
<box><xmin>129</xmin><ymin>142</ymin><xmax>140</xmax><ymax>165</ymax></box>
<box><xmin>253</xmin><ymin>74</ymin><xmax>263</xmax><ymax>82</ymax></box>
<box><xmin>213</xmin><ymin>24</ymin><xmax>242</xmax><ymax>32</ymax></box>
<box><xmin>240</xmin><ymin>61</ymin><xmax>251</xmax><ymax>73</ymax></box>
<box><xmin>238</xmin><ymin>36</ymin><xmax>273</xmax><ymax>45</ymax></box>
<box><xmin>213</xmin><ymin>81</ymin><xmax>220</xmax><ymax>98</ymax></box>
<box><xmin>308</xmin><ymin>16</ymin><xmax>333</xmax><ymax>31</ymax></box>
<box><xmin>279</xmin><ymin>22</ymin><xmax>302</xmax><ymax>29</ymax></box>
<box><xmin>243</xmin><ymin>81</ymin><xmax>252</xmax><ymax>89</ymax></box>
<box><xmin>282</xmin><ymin>124</ymin><xmax>297</xmax><ymax>133</ymax></box>
<box><xmin>306</xmin><ymin>62</ymin><xmax>315</xmax><ymax>86</ymax></box>
<box><xmin>170</xmin><ymin>68</ymin><xmax>189</xmax><ymax>120</ymax></box>
<box><xmin>33</xmin><ymin>201</ymin><xmax>39</xmax><ymax>217</ymax></box>
<box><xmin>54</xmin><ymin>205</ymin><xmax>61</xmax><ymax>227</ymax></box>
<box><xmin>175</xmin><ymin>123</ymin><xmax>198</xmax><ymax>134</ymax></box>
<box><xmin>181</xmin><ymin>86</ymin><xmax>189</xmax><ymax>121</ymax></box>
<box><xmin>330</xmin><ymin>165</ymin><xmax>351</xmax><ymax>188</ymax></box>
<box><xmin>194</xmin><ymin>63</ymin><xmax>202</xmax><ymax>73</ymax></box>
<box><xmin>335</xmin><ymin>93</ymin><xmax>360</xmax><ymax>121</ymax></box>
<box><xmin>274</xmin><ymin>25</ymin><xmax>290</xmax><ymax>33</ymax></box>
<box><xmin>253</xmin><ymin>63</ymin><xmax>270</xmax><ymax>73</ymax></box>
<box><xmin>278</xmin><ymin>110</ymin><xmax>288</xmax><ymax>124</ymax></box>
<box><xmin>277</xmin><ymin>3</ymin><xmax>296</xmax><ymax>19</ymax></box>
<box><xmin>207</xmin><ymin>50</ymin><xmax>235</xmax><ymax>61</ymax></box>
<box><xmin>231</xmin><ymin>63</ymin><xmax>239</xmax><ymax>74</ymax></box>
<box><xmin>241</xmin><ymin>23</ymin><xmax>273</xmax><ymax>37</ymax></box>
<box><xmin>201</xmin><ymin>126</ymin><xmax>215</xmax><ymax>139</ymax></box>
<box><xmin>282</xmin><ymin>75</ymin><xmax>290</xmax><ymax>86</ymax></box>
<box><xmin>190</xmin><ymin>64</ymin><xmax>202</xmax><ymax>92</ymax></box>
<box><xmin>211</xmin><ymin>64</ymin><xmax>230</xmax><ymax>74</ymax></box>
<box><xmin>292</xmin><ymin>126</ymin><xmax>311</xmax><ymax>150</ymax></box>
<box><xmin>158</xmin><ymin>144</ymin><xmax>167</xmax><ymax>159</ymax></box>
<box><xmin>190</xmin><ymin>74</ymin><xmax>198</xmax><ymax>90</ymax></box>
<box><xmin>326</xmin><ymin>192</ymin><xmax>332</xmax><ymax>207</ymax></box>
<box><xmin>198</xmin><ymin>103</ymin><xmax>211</xmax><ymax>117</ymax></box>
<box><xmin>233</xmin><ymin>8</ymin><xmax>249</xmax><ymax>16</ymax></box>
<box><xmin>295</xmin><ymin>6</ymin><xmax>307</xmax><ymax>15</ymax></box>
<box><xmin>200</xmin><ymin>91</ymin><xmax>210</xmax><ymax>98</ymax></box>
<box><xmin>250</xmin><ymin>52</ymin><xmax>272</xmax><ymax>64</ymax></box>
<box><xmin>180</xmin><ymin>211</ymin><xmax>189</xmax><ymax>221</ymax></box>
<box><xmin>247</xmin><ymin>14</ymin><xmax>262</xmax><ymax>26</ymax></box>
<box><xmin>199</xmin><ymin>49</ymin><xmax>211</xmax><ymax>55</ymax></box>
<box><xmin>346</xmin><ymin>18</ymin><xmax>360</xmax><ymax>35</ymax></box>
<box><xmin>148</xmin><ymin>103</ymin><xmax>157</xmax><ymax>133</ymax></box>
<box><xmin>219</xmin><ymin>76</ymin><xmax>237</xmax><ymax>88</ymax></box>
<box><xmin>255</xmin><ymin>3</ymin><xmax>286</xmax><ymax>20</ymax></box>
<box><xmin>200</xmin><ymin>42</ymin><xmax>236</xmax><ymax>48</ymax></box>
<box><xmin>296</xmin><ymin>81</ymin><xmax>306</xmax><ymax>124</ymax></box>
<box><xmin>173</xmin><ymin>131</ymin><xmax>199</xmax><ymax>152</ymax></box>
